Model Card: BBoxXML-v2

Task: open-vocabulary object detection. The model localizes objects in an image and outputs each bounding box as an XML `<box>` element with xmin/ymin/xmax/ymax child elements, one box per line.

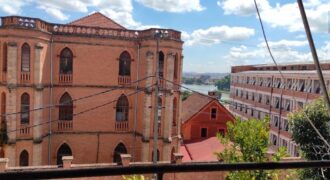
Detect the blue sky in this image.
<box><xmin>0</xmin><ymin>0</ymin><xmax>329</xmax><ymax>73</ymax></box>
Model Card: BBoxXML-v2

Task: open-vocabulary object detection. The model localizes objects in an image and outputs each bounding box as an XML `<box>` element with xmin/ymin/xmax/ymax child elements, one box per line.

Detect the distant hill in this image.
<box><xmin>183</xmin><ymin>72</ymin><xmax>229</xmax><ymax>79</ymax></box>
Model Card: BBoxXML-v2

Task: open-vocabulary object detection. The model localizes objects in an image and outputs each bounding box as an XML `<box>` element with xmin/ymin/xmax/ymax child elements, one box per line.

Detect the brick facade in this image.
<box><xmin>0</xmin><ymin>13</ymin><xmax>183</xmax><ymax>166</ymax></box>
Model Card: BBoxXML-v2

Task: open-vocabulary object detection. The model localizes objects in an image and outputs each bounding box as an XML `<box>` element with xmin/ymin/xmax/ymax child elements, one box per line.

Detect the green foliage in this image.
<box><xmin>216</xmin><ymin>117</ymin><xmax>293</xmax><ymax>179</ymax></box>
<box><xmin>289</xmin><ymin>98</ymin><xmax>330</xmax><ymax>179</ymax></box>
<box><xmin>181</xmin><ymin>90</ymin><xmax>192</xmax><ymax>101</ymax></box>
<box><xmin>215</xmin><ymin>75</ymin><xmax>230</xmax><ymax>91</ymax></box>
<box><xmin>122</xmin><ymin>175</ymin><xmax>146</xmax><ymax>180</ymax></box>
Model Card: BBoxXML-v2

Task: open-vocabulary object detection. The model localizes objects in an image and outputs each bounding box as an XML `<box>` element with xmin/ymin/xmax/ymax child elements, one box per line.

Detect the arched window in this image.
<box><xmin>158</xmin><ymin>51</ymin><xmax>164</xmax><ymax>78</ymax></box>
<box><xmin>19</xmin><ymin>150</ymin><xmax>29</xmax><ymax>166</ymax></box>
<box><xmin>113</xmin><ymin>143</ymin><xmax>127</xmax><ymax>163</ymax></box>
<box><xmin>57</xmin><ymin>143</ymin><xmax>72</xmax><ymax>165</ymax></box>
<box><xmin>1</xmin><ymin>92</ymin><xmax>6</xmax><ymax>124</ymax></box>
<box><xmin>174</xmin><ymin>53</ymin><xmax>179</xmax><ymax>80</ymax></box>
<box><xmin>21</xmin><ymin>93</ymin><xmax>30</xmax><ymax>124</ymax></box>
<box><xmin>59</xmin><ymin>93</ymin><xmax>73</xmax><ymax>120</ymax></box>
<box><xmin>116</xmin><ymin>95</ymin><xmax>129</xmax><ymax>121</ymax></box>
<box><xmin>2</xmin><ymin>43</ymin><xmax>7</xmax><ymax>72</ymax></box>
<box><xmin>60</xmin><ymin>48</ymin><xmax>73</xmax><ymax>74</ymax></box>
<box><xmin>152</xmin><ymin>149</ymin><xmax>160</xmax><ymax>161</ymax></box>
<box><xmin>172</xmin><ymin>97</ymin><xmax>177</xmax><ymax>126</ymax></box>
<box><xmin>119</xmin><ymin>51</ymin><xmax>131</xmax><ymax>76</ymax></box>
<box><xmin>21</xmin><ymin>43</ymin><xmax>30</xmax><ymax>72</ymax></box>
<box><xmin>158</xmin><ymin>97</ymin><xmax>162</xmax><ymax>122</ymax></box>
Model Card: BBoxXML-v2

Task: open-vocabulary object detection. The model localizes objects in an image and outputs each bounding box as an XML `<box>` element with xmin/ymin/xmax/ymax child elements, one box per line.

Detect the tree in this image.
<box><xmin>216</xmin><ymin>117</ymin><xmax>290</xmax><ymax>179</ymax></box>
<box><xmin>289</xmin><ymin>98</ymin><xmax>330</xmax><ymax>179</ymax></box>
<box><xmin>181</xmin><ymin>91</ymin><xmax>192</xmax><ymax>101</ymax></box>
<box><xmin>215</xmin><ymin>75</ymin><xmax>230</xmax><ymax>91</ymax></box>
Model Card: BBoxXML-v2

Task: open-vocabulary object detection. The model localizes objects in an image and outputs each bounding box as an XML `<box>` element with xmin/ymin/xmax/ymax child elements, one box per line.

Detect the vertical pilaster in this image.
<box><xmin>6</xmin><ymin>42</ymin><xmax>17</xmax><ymax>166</ymax></box>
<box><xmin>141</xmin><ymin>51</ymin><xmax>154</xmax><ymax>162</ymax></box>
<box><xmin>33</xmin><ymin>43</ymin><xmax>44</xmax><ymax>165</ymax></box>
<box><xmin>162</xmin><ymin>53</ymin><xmax>175</xmax><ymax>161</ymax></box>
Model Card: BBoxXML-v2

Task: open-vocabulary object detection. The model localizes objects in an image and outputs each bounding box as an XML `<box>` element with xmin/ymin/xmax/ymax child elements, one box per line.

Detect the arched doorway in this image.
<box><xmin>19</xmin><ymin>150</ymin><xmax>29</xmax><ymax>166</ymax></box>
<box><xmin>57</xmin><ymin>143</ymin><xmax>72</xmax><ymax>165</ymax></box>
<box><xmin>113</xmin><ymin>143</ymin><xmax>127</xmax><ymax>164</ymax></box>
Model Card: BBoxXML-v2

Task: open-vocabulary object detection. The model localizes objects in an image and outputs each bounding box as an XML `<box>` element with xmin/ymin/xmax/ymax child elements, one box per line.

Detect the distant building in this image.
<box><xmin>181</xmin><ymin>92</ymin><xmax>235</xmax><ymax>142</ymax></box>
<box><xmin>0</xmin><ymin>13</ymin><xmax>183</xmax><ymax>166</ymax></box>
<box><xmin>229</xmin><ymin>61</ymin><xmax>329</xmax><ymax>157</ymax></box>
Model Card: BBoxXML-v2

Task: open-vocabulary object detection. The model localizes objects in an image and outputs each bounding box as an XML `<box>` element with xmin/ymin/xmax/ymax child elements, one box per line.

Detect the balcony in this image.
<box><xmin>20</xmin><ymin>72</ymin><xmax>30</xmax><ymax>83</ymax></box>
<box><xmin>118</xmin><ymin>76</ymin><xmax>131</xmax><ymax>85</ymax></box>
<box><xmin>115</xmin><ymin>121</ymin><xmax>128</xmax><ymax>132</ymax></box>
<box><xmin>18</xmin><ymin>125</ymin><xmax>31</xmax><ymax>137</ymax></box>
<box><xmin>59</xmin><ymin>74</ymin><xmax>72</xmax><ymax>84</ymax></box>
<box><xmin>57</xmin><ymin>120</ymin><xmax>73</xmax><ymax>131</ymax></box>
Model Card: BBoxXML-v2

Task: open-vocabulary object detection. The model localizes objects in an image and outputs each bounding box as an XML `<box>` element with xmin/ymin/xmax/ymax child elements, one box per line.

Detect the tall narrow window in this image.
<box><xmin>113</xmin><ymin>143</ymin><xmax>127</xmax><ymax>163</ymax></box>
<box><xmin>174</xmin><ymin>53</ymin><xmax>179</xmax><ymax>80</ymax></box>
<box><xmin>116</xmin><ymin>95</ymin><xmax>129</xmax><ymax>121</ymax></box>
<box><xmin>19</xmin><ymin>150</ymin><xmax>29</xmax><ymax>166</ymax></box>
<box><xmin>2</xmin><ymin>43</ymin><xmax>7</xmax><ymax>72</ymax></box>
<box><xmin>21</xmin><ymin>93</ymin><xmax>29</xmax><ymax>124</ymax></box>
<box><xmin>60</xmin><ymin>48</ymin><xmax>73</xmax><ymax>74</ymax></box>
<box><xmin>159</xmin><ymin>51</ymin><xmax>164</xmax><ymax>78</ymax></box>
<box><xmin>21</xmin><ymin>43</ymin><xmax>30</xmax><ymax>72</ymax></box>
<box><xmin>211</xmin><ymin>108</ymin><xmax>217</xmax><ymax>119</ymax></box>
<box><xmin>57</xmin><ymin>143</ymin><xmax>72</xmax><ymax>165</ymax></box>
<box><xmin>1</xmin><ymin>92</ymin><xmax>5</xmax><ymax>124</ymax></box>
<box><xmin>59</xmin><ymin>93</ymin><xmax>73</xmax><ymax>120</ymax></box>
<box><xmin>119</xmin><ymin>51</ymin><xmax>131</xmax><ymax>76</ymax></box>
<box><xmin>158</xmin><ymin>97</ymin><xmax>162</xmax><ymax>122</ymax></box>
<box><xmin>172</xmin><ymin>97</ymin><xmax>177</xmax><ymax>126</ymax></box>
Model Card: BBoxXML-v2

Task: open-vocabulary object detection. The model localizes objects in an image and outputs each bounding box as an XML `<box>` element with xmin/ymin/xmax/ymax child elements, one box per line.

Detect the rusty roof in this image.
<box><xmin>68</xmin><ymin>12</ymin><xmax>126</xmax><ymax>29</ymax></box>
<box><xmin>181</xmin><ymin>93</ymin><xmax>214</xmax><ymax>123</ymax></box>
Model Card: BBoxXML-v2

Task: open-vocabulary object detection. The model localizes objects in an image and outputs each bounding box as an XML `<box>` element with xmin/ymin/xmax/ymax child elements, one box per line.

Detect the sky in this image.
<box><xmin>0</xmin><ymin>0</ymin><xmax>329</xmax><ymax>73</ymax></box>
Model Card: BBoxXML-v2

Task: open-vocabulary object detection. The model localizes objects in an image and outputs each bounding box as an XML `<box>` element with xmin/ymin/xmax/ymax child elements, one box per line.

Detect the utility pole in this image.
<box><xmin>153</xmin><ymin>30</ymin><xmax>168</xmax><ymax>180</ymax></box>
<box><xmin>297</xmin><ymin>0</ymin><xmax>330</xmax><ymax>117</ymax></box>
<box><xmin>153</xmin><ymin>31</ymin><xmax>160</xmax><ymax>166</ymax></box>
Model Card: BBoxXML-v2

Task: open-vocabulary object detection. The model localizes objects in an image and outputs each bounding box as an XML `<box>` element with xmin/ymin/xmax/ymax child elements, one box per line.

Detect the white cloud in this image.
<box><xmin>219</xmin><ymin>0</ymin><xmax>330</xmax><ymax>33</ymax></box>
<box><xmin>223</xmin><ymin>39</ymin><xmax>330</xmax><ymax>66</ymax></box>
<box><xmin>0</xmin><ymin>0</ymin><xmax>27</xmax><ymax>14</ymax></box>
<box><xmin>136</xmin><ymin>0</ymin><xmax>204</xmax><ymax>13</ymax></box>
<box><xmin>38</xmin><ymin>6</ymin><xmax>69</xmax><ymax>21</ymax></box>
<box><xmin>258</xmin><ymin>40</ymin><xmax>308</xmax><ymax>49</ymax></box>
<box><xmin>184</xmin><ymin>26</ymin><xmax>255</xmax><ymax>46</ymax></box>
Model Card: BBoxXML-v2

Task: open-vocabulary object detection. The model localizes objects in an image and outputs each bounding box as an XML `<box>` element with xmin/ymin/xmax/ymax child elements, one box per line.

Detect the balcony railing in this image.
<box><xmin>0</xmin><ymin>16</ymin><xmax>182</xmax><ymax>41</ymax></box>
<box><xmin>59</xmin><ymin>74</ymin><xmax>72</xmax><ymax>84</ymax></box>
<box><xmin>118</xmin><ymin>76</ymin><xmax>131</xmax><ymax>85</ymax></box>
<box><xmin>20</xmin><ymin>72</ymin><xmax>30</xmax><ymax>83</ymax></box>
<box><xmin>57</xmin><ymin>120</ymin><xmax>73</xmax><ymax>131</ymax></box>
<box><xmin>1</xmin><ymin>160</ymin><xmax>330</xmax><ymax>179</ymax></box>
<box><xmin>115</xmin><ymin>121</ymin><xmax>128</xmax><ymax>132</ymax></box>
<box><xmin>18</xmin><ymin>125</ymin><xmax>31</xmax><ymax>137</ymax></box>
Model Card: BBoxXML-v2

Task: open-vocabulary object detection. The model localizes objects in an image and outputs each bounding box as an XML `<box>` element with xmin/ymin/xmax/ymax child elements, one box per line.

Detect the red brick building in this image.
<box><xmin>0</xmin><ymin>12</ymin><xmax>183</xmax><ymax>166</ymax></box>
<box><xmin>230</xmin><ymin>62</ymin><xmax>328</xmax><ymax>156</ymax></box>
<box><xmin>181</xmin><ymin>93</ymin><xmax>235</xmax><ymax>141</ymax></box>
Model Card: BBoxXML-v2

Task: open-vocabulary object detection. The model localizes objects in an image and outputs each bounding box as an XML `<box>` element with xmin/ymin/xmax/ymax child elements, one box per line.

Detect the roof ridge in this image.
<box><xmin>68</xmin><ymin>12</ymin><xmax>126</xmax><ymax>30</ymax></box>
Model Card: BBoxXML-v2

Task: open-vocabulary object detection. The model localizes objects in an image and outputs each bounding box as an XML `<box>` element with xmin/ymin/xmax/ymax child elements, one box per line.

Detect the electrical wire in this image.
<box><xmin>2</xmin><ymin>83</ymin><xmax>157</xmax><ymax>135</ymax></box>
<box><xmin>0</xmin><ymin>75</ymin><xmax>154</xmax><ymax>117</ymax></box>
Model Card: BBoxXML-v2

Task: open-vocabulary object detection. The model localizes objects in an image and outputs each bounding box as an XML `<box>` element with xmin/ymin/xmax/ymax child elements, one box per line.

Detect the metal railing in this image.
<box><xmin>0</xmin><ymin>160</ymin><xmax>330</xmax><ymax>179</ymax></box>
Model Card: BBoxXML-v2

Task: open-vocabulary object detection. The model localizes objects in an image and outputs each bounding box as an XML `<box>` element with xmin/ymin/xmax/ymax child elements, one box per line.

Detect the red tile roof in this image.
<box><xmin>180</xmin><ymin>137</ymin><xmax>226</xmax><ymax>162</ymax></box>
<box><xmin>181</xmin><ymin>93</ymin><xmax>214</xmax><ymax>123</ymax></box>
<box><xmin>68</xmin><ymin>12</ymin><xmax>126</xmax><ymax>29</ymax></box>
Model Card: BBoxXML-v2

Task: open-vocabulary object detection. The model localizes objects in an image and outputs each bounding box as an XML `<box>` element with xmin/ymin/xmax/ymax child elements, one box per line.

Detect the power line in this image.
<box><xmin>1</xmin><ymin>75</ymin><xmax>154</xmax><ymax>118</ymax></box>
<box><xmin>2</xmin><ymin>83</ymin><xmax>157</xmax><ymax>135</ymax></box>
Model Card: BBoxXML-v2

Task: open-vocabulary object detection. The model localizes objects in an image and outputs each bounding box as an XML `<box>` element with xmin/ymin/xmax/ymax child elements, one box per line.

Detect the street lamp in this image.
<box><xmin>153</xmin><ymin>29</ymin><xmax>168</xmax><ymax>167</ymax></box>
